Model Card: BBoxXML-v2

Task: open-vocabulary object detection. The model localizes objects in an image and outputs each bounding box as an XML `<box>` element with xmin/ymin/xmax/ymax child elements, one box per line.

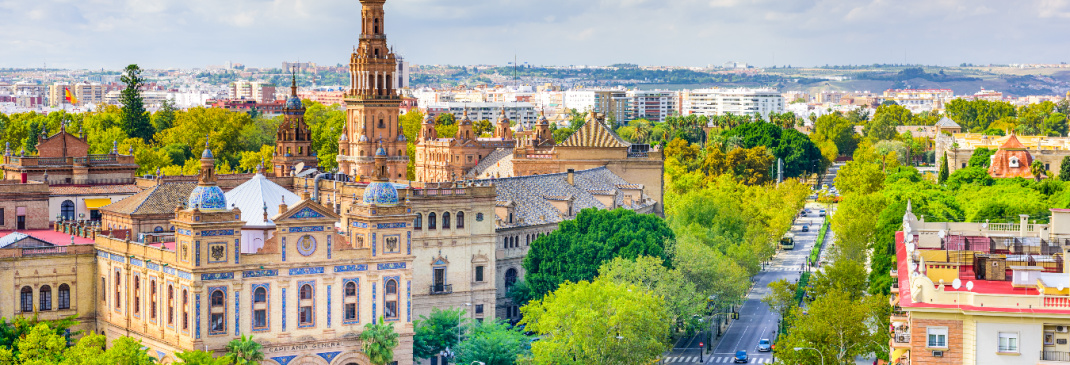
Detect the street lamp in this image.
<box><xmin>793</xmin><ymin>347</ymin><xmax>825</xmax><ymax>365</ymax></box>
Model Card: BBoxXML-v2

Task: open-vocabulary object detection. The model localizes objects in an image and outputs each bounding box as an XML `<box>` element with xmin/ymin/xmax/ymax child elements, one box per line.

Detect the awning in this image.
<box><xmin>890</xmin><ymin>348</ymin><xmax>908</xmax><ymax>364</ymax></box>
<box><xmin>84</xmin><ymin>198</ymin><xmax>112</xmax><ymax>209</ymax></box>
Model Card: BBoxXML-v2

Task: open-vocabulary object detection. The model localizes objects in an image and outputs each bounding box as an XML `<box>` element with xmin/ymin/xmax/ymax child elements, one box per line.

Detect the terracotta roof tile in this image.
<box><xmin>49</xmin><ymin>184</ymin><xmax>143</xmax><ymax>196</ymax></box>
<box><xmin>557</xmin><ymin>119</ymin><xmax>631</xmax><ymax>148</ymax></box>
<box><xmin>102</xmin><ymin>182</ymin><xmax>196</xmax><ymax>215</ymax></box>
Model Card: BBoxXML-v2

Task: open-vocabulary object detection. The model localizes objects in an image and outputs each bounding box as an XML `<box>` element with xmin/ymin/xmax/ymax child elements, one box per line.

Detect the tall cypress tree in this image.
<box><xmin>120</xmin><ymin>64</ymin><xmax>153</xmax><ymax>142</ymax></box>
<box><xmin>939</xmin><ymin>151</ymin><xmax>949</xmax><ymax>183</ymax></box>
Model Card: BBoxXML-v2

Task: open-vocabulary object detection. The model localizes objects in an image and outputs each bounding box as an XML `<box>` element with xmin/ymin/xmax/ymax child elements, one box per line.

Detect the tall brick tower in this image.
<box><xmin>337</xmin><ymin>0</ymin><xmax>409</xmax><ymax>181</ymax></box>
<box><xmin>273</xmin><ymin>71</ymin><xmax>317</xmax><ymax>176</ymax></box>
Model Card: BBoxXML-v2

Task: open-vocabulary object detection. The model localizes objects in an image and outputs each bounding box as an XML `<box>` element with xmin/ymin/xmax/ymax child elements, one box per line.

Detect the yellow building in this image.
<box><xmin>95</xmin><ymin>144</ymin><xmax>414</xmax><ymax>364</ymax></box>
<box><xmin>892</xmin><ymin>203</ymin><xmax>1070</xmax><ymax>364</ymax></box>
<box><xmin>936</xmin><ymin>132</ymin><xmax>1070</xmax><ymax>178</ymax></box>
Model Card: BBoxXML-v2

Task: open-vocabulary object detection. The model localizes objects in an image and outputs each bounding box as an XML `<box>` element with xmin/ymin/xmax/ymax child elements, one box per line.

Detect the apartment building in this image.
<box><xmin>679</xmin><ymin>88</ymin><xmax>783</xmax><ymax>120</ymax></box>
<box><xmin>48</xmin><ymin>82</ymin><xmax>105</xmax><ymax>106</ymax></box>
<box><xmin>564</xmin><ymin>89</ymin><xmax>632</xmax><ymax>125</ymax></box>
<box><xmin>228</xmin><ymin>81</ymin><xmax>276</xmax><ymax>103</ymax></box>
<box><xmin>892</xmin><ymin>204</ymin><xmax>1070</xmax><ymax>364</ymax></box>
<box><xmin>627</xmin><ymin>90</ymin><xmax>676</xmax><ymax>122</ymax></box>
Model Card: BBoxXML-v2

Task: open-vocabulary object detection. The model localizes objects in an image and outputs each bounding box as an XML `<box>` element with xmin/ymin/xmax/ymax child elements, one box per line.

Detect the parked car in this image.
<box><xmin>819</xmin><ymin>210</ymin><xmax>826</xmax><ymax>217</ymax></box>
<box><xmin>734</xmin><ymin>350</ymin><xmax>749</xmax><ymax>363</ymax></box>
<box><xmin>802</xmin><ymin>225</ymin><xmax>810</xmax><ymax>232</ymax></box>
<box><xmin>757</xmin><ymin>339</ymin><xmax>772</xmax><ymax>352</ymax></box>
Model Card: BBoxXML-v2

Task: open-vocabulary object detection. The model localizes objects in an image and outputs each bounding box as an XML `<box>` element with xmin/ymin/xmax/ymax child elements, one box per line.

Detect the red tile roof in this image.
<box><xmin>0</xmin><ymin>230</ymin><xmax>94</xmax><ymax>246</ymax></box>
<box><xmin>49</xmin><ymin>185</ymin><xmax>143</xmax><ymax>196</ymax></box>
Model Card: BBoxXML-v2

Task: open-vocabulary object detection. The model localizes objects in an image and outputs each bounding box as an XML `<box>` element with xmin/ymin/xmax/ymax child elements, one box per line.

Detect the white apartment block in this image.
<box><xmin>564</xmin><ymin>89</ymin><xmax>632</xmax><ymax>125</ymax></box>
<box><xmin>627</xmin><ymin>90</ymin><xmax>676</xmax><ymax>122</ymax></box>
<box><xmin>425</xmin><ymin>102</ymin><xmax>538</xmax><ymax>125</ymax></box>
<box><xmin>228</xmin><ymin>81</ymin><xmax>276</xmax><ymax>102</ymax></box>
<box><xmin>47</xmin><ymin>82</ymin><xmax>105</xmax><ymax>107</ymax></box>
<box><xmin>680</xmin><ymin>88</ymin><xmax>784</xmax><ymax>120</ymax></box>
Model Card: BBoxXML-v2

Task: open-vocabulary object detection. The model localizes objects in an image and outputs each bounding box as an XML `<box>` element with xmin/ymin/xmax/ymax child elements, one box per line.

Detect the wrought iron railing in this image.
<box><xmin>429</xmin><ymin>284</ymin><xmax>453</xmax><ymax>295</ymax></box>
<box><xmin>1041</xmin><ymin>351</ymin><xmax>1070</xmax><ymax>361</ymax></box>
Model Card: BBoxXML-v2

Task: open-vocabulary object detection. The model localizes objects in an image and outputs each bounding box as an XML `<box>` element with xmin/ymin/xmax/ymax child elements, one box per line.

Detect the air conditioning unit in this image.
<box><xmin>1057</xmin><ymin>326</ymin><xmax>1068</xmax><ymax>333</ymax></box>
<box><xmin>932</xmin><ymin>350</ymin><xmax>944</xmax><ymax>357</ymax></box>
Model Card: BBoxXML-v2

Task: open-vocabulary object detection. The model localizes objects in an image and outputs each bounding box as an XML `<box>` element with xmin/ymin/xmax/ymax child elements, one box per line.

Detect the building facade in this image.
<box><xmin>936</xmin><ymin>133</ymin><xmax>1070</xmax><ymax>178</ymax></box>
<box><xmin>680</xmin><ymin>88</ymin><xmax>784</xmax><ymax>120</ymax></box>
<box><xmin>414</xmin><ymin>111</ymin><xmax>516</xmax><ymax>183</ymax></box>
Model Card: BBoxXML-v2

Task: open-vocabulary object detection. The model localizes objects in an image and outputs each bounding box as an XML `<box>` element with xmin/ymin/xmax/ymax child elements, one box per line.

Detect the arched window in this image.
<box><xmin>168</xmin><ymin>285</ymin><xmax>174</xmax><ymax>326</ymax></box>
<box><xmin>154</xmin><ymin>226</ymin><xmax>163</xmax><ymax>233</ymax></box>
<box><xmin>58</xmin><ymin>284</ymin><xmax>70</xmax><ymax>310</ymax></box>
<box><xmin>344</xmin><ymin>282</ymin><xmax>358</xmax><ymax>321</ymax></box>
<box><xmin>253</xmin><ymin>287</ymin><xmax>268</xmax><ymax>330</ymax></box>
<box><xmin>133</xmin><ymin>276</ymin><xmax>141</xmax><ymax>315</ymax></box>
<box><xmin>114</xmin><ymin>271</ymin><xmax>121</xmax><ymax>309</ymax></box>
<box><xmin>299</xmin><ymin>284</ymin><xmax>314</xmax><ymax>326</ymax></box>
<box><xmin>414</xmin><ymin>213</ymin><xmax>422</xmax><ymax>229</ymax></box>
<box><xmin>209</xmin><ymin>289</ymin><xmax>225</xmax><ymax>335</ymax></box>
<box><xmin>378</xmin><ymin>118</ymin><xmax>385</xmax><ymax>129</ymax></box>
<box><xmin>505</xmin><ymin>269</ymin><xmax>518</xmax><ymax>289</ymax></box>
<box><xmin>428</xmin><ymin>213</ymin><xmax>437</xmax><ymax>230</ymax></box>
<box><xmin>39</xmin><ymin>285</ymin><xmax>52</xmax><ymax>311</ymax></box>
<box><xmin>182</xmin><ymin>289</ymin><xmax>189</xmax><ymax>330</ymax></box>
<box><xmin>442</xmin><ymin>212</ymin><xmax>451</xmax><ymax>229</ymax></box>
<box><xmin>150</xmin><ymin>280</ymin><xmax>157</xmax><ymax>319</ymax></box>
<box><xmin>384</xmin><ymin>280</ymin><xmax>398</xmax><ymax>320</ymax></box>
<box><xmin>456</xmin><ymin>211</ymin><xmax>465</xmax><ymax>229</ymax></box>
<box><xmin>60</xmin><ymin>200</ymin><xmax>75</xmax><ymax>221</ymax></box>
<box><xmin>20</xmin><ymin>286</ymin><xmax>32</xmax><ymax>312</ymax></box>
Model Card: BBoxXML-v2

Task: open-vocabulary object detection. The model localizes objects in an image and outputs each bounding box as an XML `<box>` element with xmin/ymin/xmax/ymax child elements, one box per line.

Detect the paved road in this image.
<box><xmin>660</xmin><ymin>162</ymin><xmax>845</xmax><ymax>365</ymax></box>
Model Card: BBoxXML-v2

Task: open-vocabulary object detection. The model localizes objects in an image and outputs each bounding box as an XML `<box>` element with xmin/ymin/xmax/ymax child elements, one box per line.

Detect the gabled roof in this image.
<box><xmin>935</xmin><ymin>116</ymin><xmax>961</xmax><ymax>128</ymax></box>
<box><xmin>557</xmin><ymin>119</ymin><xmax>631</xmax><ymax>148</ymax></box>
<box><xmin>466</xmin><ymin>148</ymin><xmax>514</xmax><ymax>179</ymax></box>
<box><xmin>224</xmin><ymin>173</ymin><xmax>300</xmax><ymax>226</ymax></box>
<box><xmin>0</xmin><ymin>232</ymin><xmax>54</xmax><ymax>249</ymax></box>
<box><xmin>273</xmin><ymin>198</ymin><xmax>340</xmax><ymax>222</ymax></box>
<box><xmin>102</xmin><ymin>183</ymin><xmax>196</xmax><ymax>215</ymax></box>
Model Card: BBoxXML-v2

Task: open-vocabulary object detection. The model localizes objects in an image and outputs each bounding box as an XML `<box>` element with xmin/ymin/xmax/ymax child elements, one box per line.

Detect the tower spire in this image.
<box><xmin>290</xmin><ymin>66</ymin><xmax>297</xmax><ymax>96</ymax></box>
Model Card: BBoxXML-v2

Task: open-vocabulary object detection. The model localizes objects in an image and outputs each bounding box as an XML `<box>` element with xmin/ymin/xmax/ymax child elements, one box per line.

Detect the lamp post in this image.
<box><xmin>794</xmin><ymin>347</ymin><xmax>824</xmax><ymax>365</ymax></box>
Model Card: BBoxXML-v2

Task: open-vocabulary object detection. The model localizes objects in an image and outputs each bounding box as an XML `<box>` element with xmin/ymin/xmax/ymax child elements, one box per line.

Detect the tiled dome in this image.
<box><xmin>362</xmin><ymin>181</ymin><xmax>399</xmax><ymax>206</ymax></box>
<box><xmin>285</xmin><ymin>95</ymin><xmax>303</xmax><ymax>110</ymax></box>
<box><xmin>187</xmin><ymin>185</ymin><xmax>227</xmax><ymax>211</ymax></box>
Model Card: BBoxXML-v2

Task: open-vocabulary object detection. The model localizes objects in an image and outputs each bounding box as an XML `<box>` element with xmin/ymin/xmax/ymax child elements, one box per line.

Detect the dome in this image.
<box><xmin>362</xmin><ymin>181</ymin><xmax>399</xmax><ymax>206</ymax></box>
<box><xmin>375</xmin><ymin>146</ymin><xmax>387</xmax><ymax>156</ymax></box>
<box><xmin>201</xmin><ymin>147</ymin><xmax>213</xmax><ymax>159</ymax></box>
<box><xmin>285</xmin><ymin>95</ymin><xmax>303</xmax><ymax>110</ymax></box>
<box><xmin>187</xmin><ymin>185</ymin><xmax>227</xmax><ymax>211</ymax></box>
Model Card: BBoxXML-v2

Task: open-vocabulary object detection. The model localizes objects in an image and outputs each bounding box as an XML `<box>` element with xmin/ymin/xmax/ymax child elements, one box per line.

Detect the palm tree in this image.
<box><xmin>1031</xmin><ymin>160</ymin><xmax>1047</xmax><ymax>182</ymax></box>
<box><xmin>361</xmin><ymin>317</ymin><xmax>400</xmax><ymax>365</ymax></box>
<box><xmin>224</xmin><ymin>335</ymin><xmax>264</xmax><ymax>365</ymax></box>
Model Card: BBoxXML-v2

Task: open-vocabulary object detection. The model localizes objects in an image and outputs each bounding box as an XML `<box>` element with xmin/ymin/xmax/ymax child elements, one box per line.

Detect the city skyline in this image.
<box><xmin>2</xmin><ymin>0</ymin><xmax>1070</xmax><ymax>70</ymax></box>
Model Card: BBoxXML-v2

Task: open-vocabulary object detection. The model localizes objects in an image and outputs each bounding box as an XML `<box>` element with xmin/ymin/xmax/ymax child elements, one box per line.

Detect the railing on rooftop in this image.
<box><xmin>23</xmin><ymin>247</ymin><xmax>68</xmax><ymax>256</ymax></box>
<box><xmin>627</xmin><ymin>152</ymin><xmax>649</xmax><ymax>158</ymax></box>
<box><xmin>1041</xmin><ymin>351</ymin><xmax>1070</xmax><ymax>362</ymax></box>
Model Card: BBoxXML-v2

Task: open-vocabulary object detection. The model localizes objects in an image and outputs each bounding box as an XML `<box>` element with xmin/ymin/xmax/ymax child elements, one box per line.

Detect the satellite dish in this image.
<box><xmin>981</xmin><ymin>222</ymin><xmax>988</xmax><ymax>229</ymax></box>
<box><xmin>938</xmin><ymin>230</ymin><xmax>946</xmax><ymax>239</ymax></box>
<box><xmin>294</xmin><ymin>162</ymin><xmax>306</xmax><ymax>173</ymax></box>
<box><xmin>952</xmin><ymin>279</ymin><xmax>961</xmax><ymax>289</ymax></box>
<box><xmin>1060</xmin><ymin>286</ymin><xmax>1066</xmax><ymax>292</ymax></box>
<box><xmin>966</xmin><ymin>281</ymin><xmax>974</xmax><ymax>291</ymax></box>
<box><xmin>906</xmin><ymin>243</ymin><xmax>916</xmax><ymax>252</ymax></box>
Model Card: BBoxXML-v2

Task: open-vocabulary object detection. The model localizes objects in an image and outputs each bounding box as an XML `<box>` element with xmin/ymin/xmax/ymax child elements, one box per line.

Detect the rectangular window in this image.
<box><xmin>475</xmin><ymin>266</ymin><xmax>484</xmax><ymax>282</ymax></box>
<box><xmin>299</xmin><ymin>306</ymin><xmax>313</xmax><ymax>325</ymax></box>
<box><xmin>475</xmin><ymin>304</ymin><xmax>484</xmax><ymax>314</ymax></box>
<box><xmin>254</xmin><ymin>310</ymin><xmax>267</xmax><ymax>329</ymax></box>
<box><xmin>998</xmin><ymin>332</ymin><xmax>1018</xmax><ymax>353</ymax></box>
<box><xmin>927</xmin><ymin>327</ymin><xmax>948</xmax><ymax>348</ymax></box>
<box><xmin>0</xmin><ymin>208</ymin><xmax>4</xmax><ymax>225</ymax></box>
<box><xmin>345</xmin><ymin>303</ymin><xmax>357</xmax><ymax>320</ymax></box>
<box><xmin>210</xmin><ymin>313</ymin><xmax>225</xmax><ymax>334</ymax></box>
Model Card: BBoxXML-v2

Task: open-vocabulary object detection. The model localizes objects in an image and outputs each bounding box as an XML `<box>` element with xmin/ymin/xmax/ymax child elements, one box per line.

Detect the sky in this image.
<box><xmin>1</xmin><ymin>0</ymin><xmax>1069</xmax><ymax>70</ymax></box>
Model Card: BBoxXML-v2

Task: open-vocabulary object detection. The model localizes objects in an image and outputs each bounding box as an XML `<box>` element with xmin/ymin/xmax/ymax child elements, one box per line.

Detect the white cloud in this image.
<box><xmin>0</xmin><ymin>0</ymin><xmax>1066</xmax><ymax>69</ymax></box>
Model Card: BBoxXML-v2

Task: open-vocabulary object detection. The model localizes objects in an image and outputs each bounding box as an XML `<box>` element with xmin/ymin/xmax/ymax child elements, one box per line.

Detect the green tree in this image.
<box><xmin>120</xmin><ymin>64</ymin><xmax>153</xmax><ymax>142</ymax></box>
<box><xmin>304</xmin><ymin>101</ymin><xmax>345</xmax><ymax>171</ymax></box>
<box><xmin>967</xmin><ymin>147</ymin><xmax>995</xmax><ymax>168</ymax></box>
<box><xmin>761</xmin><ymin>279</ymin><xmax>798</xmax><ymax>321</ymax></box>
<box><xmin>552</xmin><ymin>127</ymin><xmax>574</xmax><ymax>144</ymax></box>
<box><xmin>1060</xmin><ymin>156</ymin><xmax>1070</xmax><ymax>182</ymax></box>
<box><xmin>361</xmin><ymin>318</ymin><xmax>400</xmax><ymax>365</ymax></box>
<box><xmin>597</xmin><ymin>256</ymin><xmax>705</xmax><ymax>333</ymax></box>
<box><xmin>152</xmin><ymin>99</ymin><xmax>177</xmax><ymax>133</ymax></box>
<box><xmin>224</xmin><ymin>335</ymin><xmax>264</xmax><ymax>365</ymax></box>
<box><xmin>519</xmin><ymin>280</ymin><xmax>670</xmax><ymax>365</ymax></box>
<box><xmin>774</xmin><ymin>291</ymin><xmax>889</xmax><ymax>365</ymax></box>
<box><xmin>454</xmin><ymin>320</ymin><xmax>531</xmax><ymax>365</ymax></box>
<box><xmin>834</xmin><ymin>161</ymin><xmax>884</xmax><ymax>196</ymax></box>
<box><xmin>812</xmin><ymin>113</ymin><xmax>858</xmax><ymax>156</ymax></box>
<box><xmin>102</xmin><ymin>337</ymin><xmax>156</xmax><ymax>364</ymax></box>
<box><xmin>866</xmin><ymin>104</ymin><xmax>912</xmax><ymax>140</ymax></box>
<box><xmin>1032</xmin><ymin>160</ymin><xmax>1048</xmax><ymax>182</ymax></box>
<box><xmin>413</xmin><ymin>308</ymin><xmax>466</xmax><ymax>361</ymax></box>
<box><xmin>473</xmin><ymin>119</ymin><xmax>494</xmax><ymax>137</ymax></box>
<box><xmin>61</xmin><ymin>333</ymin><xmax>108</xmax><ymax>365</ymax></box>
<box><xmin>939</xmin><ymin>152</ymin><xmax>949</xmax><ymax>183</ymax></box>
<box><xmin>17</xmin><ymin>323</ymin><xmax>67</xmax><ymax>365</ymax></box>
<box><xmin>174</xmin><ymin>349</ymin><xmax>229</xmax><ymax>365</ymax></box>
<box><xmin>522</xmin><ymin>208</ymin><xmax>675</xmax><ymax>301</ymax></box>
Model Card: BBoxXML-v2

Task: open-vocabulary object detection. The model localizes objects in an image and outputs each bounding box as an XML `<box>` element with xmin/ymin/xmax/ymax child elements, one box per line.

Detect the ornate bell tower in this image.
<box><xmin>337</xmin><ymin>0</ymin><xmax>409</xmax><ymax>181</ymax></box>
<box><xmin>273</xmin><ymin>71</ymin><xmax>317</xmax><ymax>177</ymax></box>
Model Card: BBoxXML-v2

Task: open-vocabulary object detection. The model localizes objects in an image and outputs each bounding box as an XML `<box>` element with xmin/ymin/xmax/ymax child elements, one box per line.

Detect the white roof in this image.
<box><xmin>1039</xmin><ymin>272</ymin><xmax>1070</xmax><ymax>289</ymax></box>
<box><xmin>224</xmin><ymin>173</ymin><xmax>300</xmax><ymax>227</ymax></box>
<box><xmin>0</xmin><ymin>232</ymin><xmax>28</xmax><ymax>248</ymax></box>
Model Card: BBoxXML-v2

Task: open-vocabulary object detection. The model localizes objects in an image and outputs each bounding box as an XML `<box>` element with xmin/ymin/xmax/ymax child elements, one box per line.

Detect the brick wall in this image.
<box><xmin>912</xmin><ymin>318</ymin><xmax>964</xmax><ymax>365</ymax></box>
<box><xmin>37</xmin><ymin>133</ymin><xmax>89</xmax><ymax>158</ymax></box>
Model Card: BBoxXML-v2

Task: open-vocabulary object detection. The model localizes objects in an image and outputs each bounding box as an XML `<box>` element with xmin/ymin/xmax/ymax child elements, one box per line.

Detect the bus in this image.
<box><xmin>780</xmin><ymin>233</ymin><xmax>795</xmax><ymax>250</ymax></box>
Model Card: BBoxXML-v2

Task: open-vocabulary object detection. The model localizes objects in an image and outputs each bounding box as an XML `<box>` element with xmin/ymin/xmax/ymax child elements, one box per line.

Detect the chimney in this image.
<box><xmin>1020</xmin><ymin>214</ymin><xmax>1030</xmax><ymax>236</ymax></box>
<box><xmin>20</xmin><ymin>172</ymin><xmax>27</xmax><ymax>184</ymax></box>
<box><xmin>566</xmin><ymin>169</ymin><xmax>575</xmax><ymax>185</ymax></box>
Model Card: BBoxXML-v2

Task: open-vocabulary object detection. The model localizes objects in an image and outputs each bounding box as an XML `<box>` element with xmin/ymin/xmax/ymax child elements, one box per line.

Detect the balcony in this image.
<box><xmin>892</xmin><ymin>330</ymin><xmax>911</xmax><ymax>348</ymax></box>
<box><xmin>429</xmin><ymin>284</ymin><xmax>453</xmax><ymax>295</ymax></box>
<box><xmin>1042</xmin><ymin>351</ymin><xmax>1070</xmax><ymax>362</ymax></box>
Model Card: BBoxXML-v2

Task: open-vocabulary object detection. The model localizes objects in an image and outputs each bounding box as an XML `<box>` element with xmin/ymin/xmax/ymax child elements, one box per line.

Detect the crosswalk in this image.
<box><xmin>763</xmin><ymin>266</ymin><xmax>807</xmax><ymax>272</ymax></box>
<box><xmin>662</xmin><ymin>356</ymin><xmax>772</xmax><ymax>363</ymax></box>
